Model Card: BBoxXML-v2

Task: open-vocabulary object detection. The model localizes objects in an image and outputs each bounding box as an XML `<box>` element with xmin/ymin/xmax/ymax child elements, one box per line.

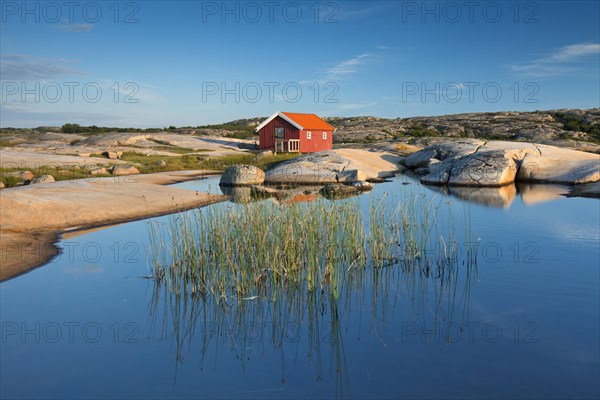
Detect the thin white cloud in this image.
<box><xmin>548</xmin><ymin>43</ymin><xmax>600</xmax><ymax>62</ymax></box>
<box><xmin>509</xmin><ymin>64</ymin><xmax>576</xmax><ymax>77</ymax></box>
<box><xmin>302</xmin><ymin>45</ymin><xmax>390</xmax><ymax>85</ymax></box>
<box><xmin>325</xmin><ymin>53</ymin><xmax>372</xmax><ymax>79</ymax></box>
<box><xmin>508</xmin><ymin>42</ymin><xmax>600</xmax><ymax>78</ymax></box>
<box><xmin>0</xmin><ymin>54</ymin><xmax>84</xmax><ymax>80</ymax></box>
<box><xmin>55</xmin><ymin>23</ymin><xmax>95</xmax><ymax>32</ymax></box>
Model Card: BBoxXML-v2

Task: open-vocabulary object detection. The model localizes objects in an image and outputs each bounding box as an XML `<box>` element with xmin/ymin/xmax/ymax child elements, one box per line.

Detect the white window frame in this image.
<box><xmin>306</xmin><ymin>131</ymin><xmax>312</xmax><ymax>139</ymax></box>
<box><xmin>322</xmin><ymin>131</ymin><xmax>327</xmax><ymax>140</ymax></box>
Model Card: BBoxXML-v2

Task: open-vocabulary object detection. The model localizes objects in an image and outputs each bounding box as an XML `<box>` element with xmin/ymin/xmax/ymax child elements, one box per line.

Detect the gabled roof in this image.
<box><xmin>255</xmin><ymin>112</ymin><xmax>335</xmax><ymax>132</ymax></box>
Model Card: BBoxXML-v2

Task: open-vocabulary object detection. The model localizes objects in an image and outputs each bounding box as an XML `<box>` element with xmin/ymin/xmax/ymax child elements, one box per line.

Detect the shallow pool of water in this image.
<box><xmin>1</xmin><ymin>175</ymin><xmax>598</xmax><ymax>399</ymax></box>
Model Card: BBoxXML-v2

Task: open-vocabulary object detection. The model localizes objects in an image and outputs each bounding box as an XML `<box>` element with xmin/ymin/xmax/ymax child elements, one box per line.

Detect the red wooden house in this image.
<box><xmin>255</xmin><ymin>111</ymin><xmax>335</xmax><ymax>153</ymax></box>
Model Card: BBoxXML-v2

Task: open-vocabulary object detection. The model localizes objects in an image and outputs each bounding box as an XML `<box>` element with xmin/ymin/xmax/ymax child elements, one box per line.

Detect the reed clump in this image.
<box><xmin>148</xmin><ymin>200</ymin><xmax>365</xmax><ymax>300</ymax></box>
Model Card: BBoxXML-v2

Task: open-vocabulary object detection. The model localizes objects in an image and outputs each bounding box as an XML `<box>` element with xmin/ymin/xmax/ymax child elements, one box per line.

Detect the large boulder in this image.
<box><xmin>404</xmin><ymin>148</ymin><xmax>439</xmax><ymax>168</ymax></box>
<box><xmin>31</xmin><ymin>175</ymin><xmax>55</xmax><ymax>184</ymax></box>
<box><xmin>220</xmin><ymin>165</ymin><xmax>265</xmax><ymax>186</ymax></box>
<box><xmin>111</xmin><ymin>165</ymin><xmax>140</xmax><ymax>176</ymax></box>
<box><xmin>449</xmin><ymin>151</ymin><xmax>518</xmax><ymax>186</ymax></box>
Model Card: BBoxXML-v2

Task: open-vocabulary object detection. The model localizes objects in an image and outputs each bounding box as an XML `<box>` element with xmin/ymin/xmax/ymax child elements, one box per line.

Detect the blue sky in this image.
<box><xmin>1</xmin><ymin>0</ymin><xmax>599</xmax><ymax>127</ymax></box>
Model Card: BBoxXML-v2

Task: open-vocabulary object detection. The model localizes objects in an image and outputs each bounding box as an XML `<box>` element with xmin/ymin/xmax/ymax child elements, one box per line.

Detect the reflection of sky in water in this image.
<box><xmin>1</xmin><ymin>175</ymin><xmax>598</xmax><ymax>399</ymax></box>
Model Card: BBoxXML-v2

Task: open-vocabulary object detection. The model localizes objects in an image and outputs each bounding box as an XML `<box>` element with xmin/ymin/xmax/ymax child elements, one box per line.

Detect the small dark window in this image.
<box><xmin>275</xmin><ymin>127</ymin><xmax>284</xmax><ymax>139</ymax></box>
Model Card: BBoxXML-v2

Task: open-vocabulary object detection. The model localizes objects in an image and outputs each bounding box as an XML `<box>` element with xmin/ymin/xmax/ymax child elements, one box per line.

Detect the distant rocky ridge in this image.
<box><xmin>2</xmin><ymin>109</ymin><xmax>599</xmax><ymax>152</ymax></box>
<box><xmin>330</xmin><ymin>108</ymin><xmax>600</xmax><ymax>144</ymax></box>
<box><xmin>226</xmin><ymin>108</ymin><xmax>600</xmax><ymax>151</ymax></box>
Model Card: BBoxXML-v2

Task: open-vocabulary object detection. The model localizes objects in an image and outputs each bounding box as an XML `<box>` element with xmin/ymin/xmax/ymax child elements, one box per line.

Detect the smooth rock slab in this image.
<box><xmin>265</xmin><ymin>149</ymin><xmax>401</xmax><ymax>184</ymax></box>
<box><xmin>407</xmin><ymin>140</ymin><xmax>600</xmax><ymax>186</ymax></box>
<box><xmin>516</xmin><ymin>145</ymin><xmax>600</xmax><ymax>184</ymax></box>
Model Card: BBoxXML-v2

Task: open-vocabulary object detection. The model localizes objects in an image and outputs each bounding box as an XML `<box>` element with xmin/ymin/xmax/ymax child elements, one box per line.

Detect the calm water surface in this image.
<box><xmin>1</xmin><ymin>175</ymin><xmax>599</xmax><ymax>399</ymax></box>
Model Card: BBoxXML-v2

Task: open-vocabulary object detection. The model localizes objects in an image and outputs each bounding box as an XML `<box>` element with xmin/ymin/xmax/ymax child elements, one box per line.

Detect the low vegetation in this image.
<box><xmin>551</xmin><ymin>111</ymin><xmax>600</xmax><ymax>141</ymax></box>
<box><xmin>58</xmin><ymin>123</ymin><xmax>258</xmax><ymax>139</ymax></box>
<box><xmin>0</xmin><ymin>166</ymin><xmax>111</xmax><ymax>187</ymax></box>
<box><xmin>60</xmin><ymin>123</ymin><xmax>163</xmax><ymax>134</ymax></box>
<box><xmin>117</xmin><ymin>151</ymin><xmax>300</xmax><ymax>174</ymax></box>
<box><xmin>145</xmin><ymin>139</ymin><xmax>204</xmax><ymax>154</ymax></box>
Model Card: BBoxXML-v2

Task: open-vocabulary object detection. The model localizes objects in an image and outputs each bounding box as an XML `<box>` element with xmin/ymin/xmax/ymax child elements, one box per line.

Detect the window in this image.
<box><xmin>322</xmin><ymin>131</ymin><xmax>327</xmax><ymax>140</ymax></box>
<box><xmin>306</xmin><ymin>131</ymin><xmax>312</xmax><ymax>139</ymax></box>
<box><xmin>275</xmin><ymin>127</ymin><xmax>284</xmax><ymax>139</ymax></box>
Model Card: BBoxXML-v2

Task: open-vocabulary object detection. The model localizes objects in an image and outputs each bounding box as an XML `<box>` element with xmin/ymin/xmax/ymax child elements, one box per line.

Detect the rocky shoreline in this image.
<box><xmin>216</xmin><ymin>143</ymin><xmax>599</xmax><ymax>205</ymax></box>
<box><xmin>0</xmin><ymin>171</ymin><xmax>227</xmax><ymax>281</ymax></box>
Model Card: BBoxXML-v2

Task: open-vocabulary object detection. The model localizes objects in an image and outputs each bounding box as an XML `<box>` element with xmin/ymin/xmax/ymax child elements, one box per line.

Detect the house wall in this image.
<box><xmin>258</xmin><ymin>115</ymin><xmax>334</xmax><ymax>153</ymax></box>
<box><xmin>299</xmin><ymin>129</ymin><xmax>333</xmax><ymax>153</ymax></box>
<box><xmin>258</xmin><ymin>116</ymin><xmax>299</xmax><ymax>151</ymax></box>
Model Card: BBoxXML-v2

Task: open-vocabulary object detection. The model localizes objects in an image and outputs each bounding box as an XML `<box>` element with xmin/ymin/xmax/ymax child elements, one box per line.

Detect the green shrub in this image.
<box><xmin>551</xmin><ymin>112</ymin><xmax>600</xmax><ymax>141</ymax></box>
